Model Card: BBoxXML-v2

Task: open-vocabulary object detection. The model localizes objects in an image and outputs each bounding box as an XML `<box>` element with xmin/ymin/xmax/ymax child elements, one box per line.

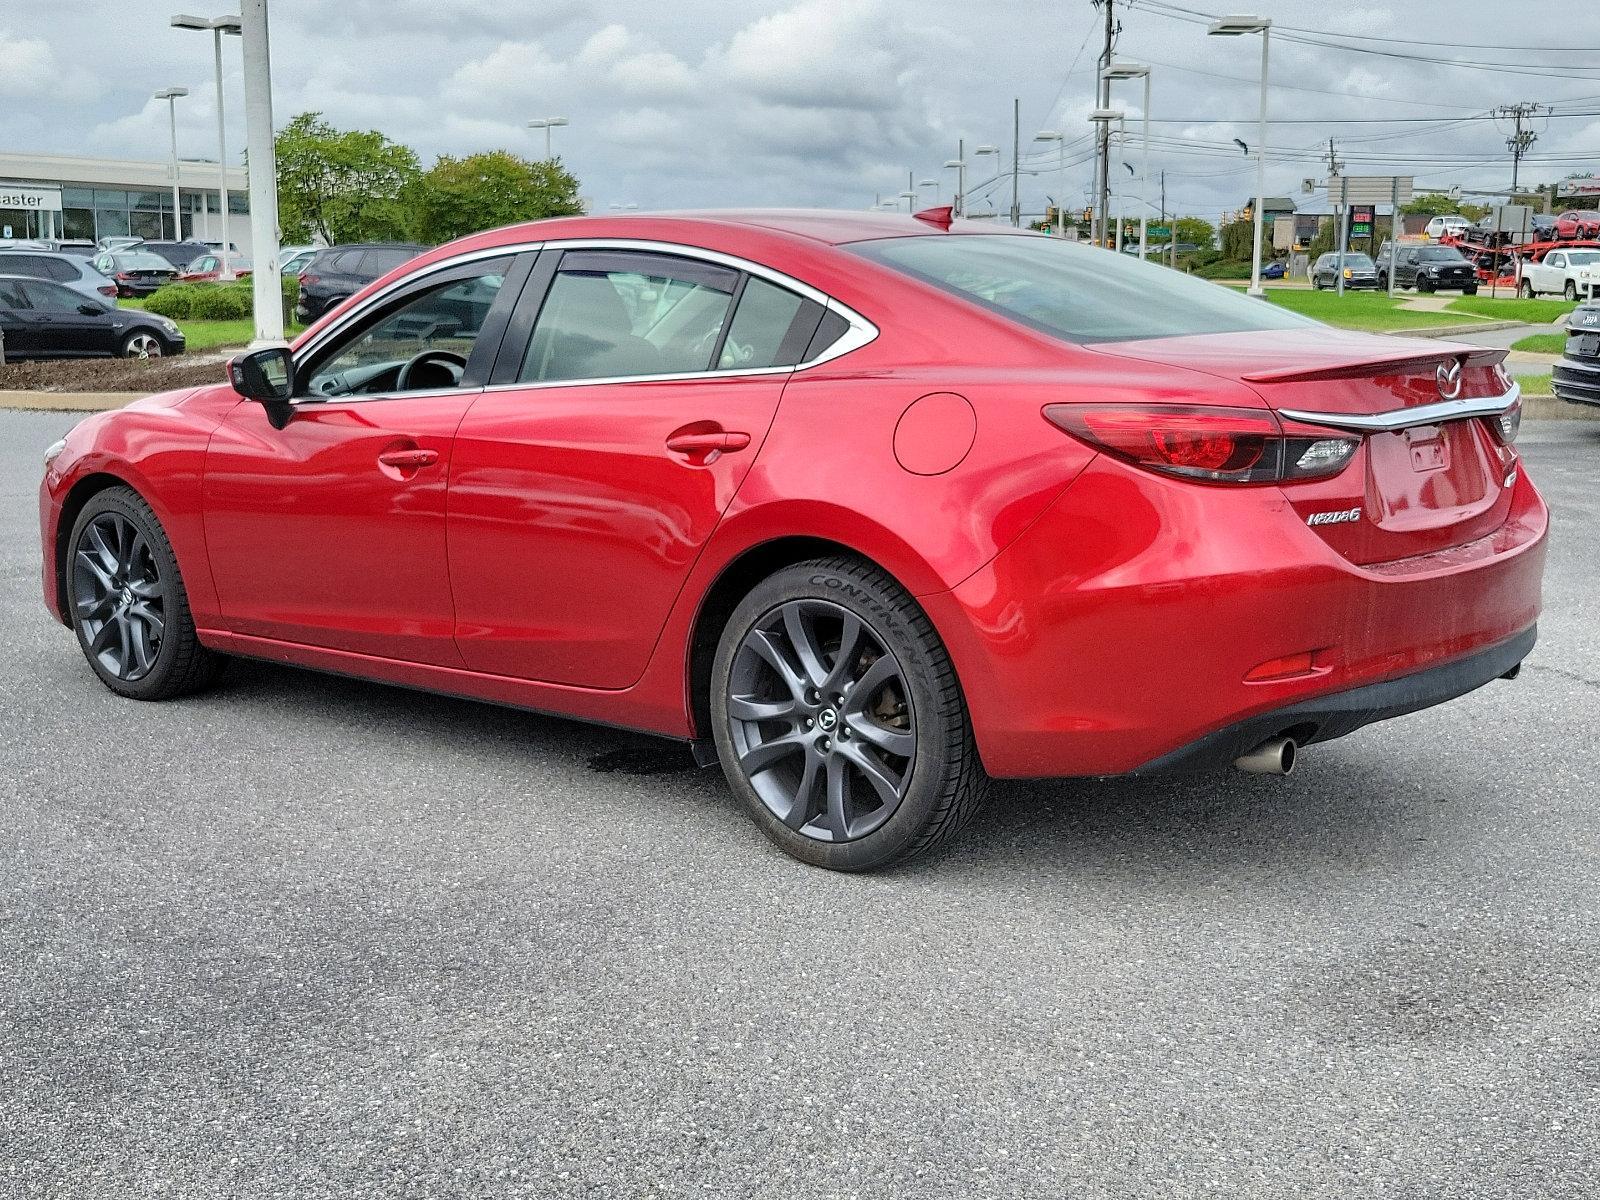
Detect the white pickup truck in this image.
<box><xmin>1518</xmin><ymin>247</ymin><xmax>1600</xmax><ymax>300</ymax></box>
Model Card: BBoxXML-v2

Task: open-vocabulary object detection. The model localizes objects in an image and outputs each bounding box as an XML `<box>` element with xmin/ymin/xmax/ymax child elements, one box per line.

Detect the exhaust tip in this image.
<box><xmin>1234</xmin><ymin>736</ymin><xmax>1298</xmax><ymax>776</ymax></box>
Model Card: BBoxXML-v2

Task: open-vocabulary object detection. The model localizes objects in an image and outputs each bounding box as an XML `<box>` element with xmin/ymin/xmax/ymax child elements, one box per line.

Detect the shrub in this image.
<box><xmin>145</xmin><ymin>276</ymin><xmax>299</xmax><ymax>323</ymax></box>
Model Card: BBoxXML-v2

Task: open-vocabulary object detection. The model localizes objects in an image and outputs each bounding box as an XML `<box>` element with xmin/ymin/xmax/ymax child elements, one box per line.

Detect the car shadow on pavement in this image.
<box><xmin>208</xmin><ymin>656</ymin><xmax>1441</xmax><ymax>882</ymax></box>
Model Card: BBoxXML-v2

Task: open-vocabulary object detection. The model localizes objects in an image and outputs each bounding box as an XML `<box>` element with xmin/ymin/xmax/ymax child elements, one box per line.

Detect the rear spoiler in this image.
<box><xmin>1243</xmin><ymin>347</ymin><xmax>1505</xmax><ymax>385</ymax></box>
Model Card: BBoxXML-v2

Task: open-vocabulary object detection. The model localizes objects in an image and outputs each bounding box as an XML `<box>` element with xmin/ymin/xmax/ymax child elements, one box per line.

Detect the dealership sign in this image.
<box><xmin>1558</xmin><ymin>176</ymin><xmax>1600</xmax><ymax>197</ymax></box>
<box><xmin>0</xmin><ymin>184</ymin><xmax>62</xmax><ymax>212</ymax></box>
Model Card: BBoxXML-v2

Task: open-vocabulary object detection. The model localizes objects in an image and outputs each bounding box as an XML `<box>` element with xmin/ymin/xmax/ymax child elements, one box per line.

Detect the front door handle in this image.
<box><xmin>377</xmin><ymin>447</ymin><xmax>439</xmax><ymax>469</ymax></box>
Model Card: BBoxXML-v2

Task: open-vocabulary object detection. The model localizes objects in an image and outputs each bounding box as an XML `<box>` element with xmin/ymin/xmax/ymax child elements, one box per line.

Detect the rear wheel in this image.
<box><xmin>67</xmin><ymin>487</ymin><xmax>222</xmax><ymax>700</ymax></box>
<box><xmin>1566</xmin><ymin>281</ymin><xmax>1579</xmax><ymax>301</ymax></box>
<box><xmin>1520</xmin><ymin>280</ymin><xmax>1534</xmax><ymax>299</ymax></box>
<box><xmin>710</xmin><ymin>557</ymin><xmax>987</xmax><ymax>871</ymax></box>
<box><xmin>121</xmin><ymin>331</ymin><xmax>164</xmax><ymax>359</ymax></box>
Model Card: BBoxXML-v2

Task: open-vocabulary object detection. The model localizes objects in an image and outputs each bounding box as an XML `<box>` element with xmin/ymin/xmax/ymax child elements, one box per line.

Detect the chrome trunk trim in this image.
<box><xmin>1278</xmin><ymin>384</ymin><xmax>1520</xmax><ymax>433</ymax></box>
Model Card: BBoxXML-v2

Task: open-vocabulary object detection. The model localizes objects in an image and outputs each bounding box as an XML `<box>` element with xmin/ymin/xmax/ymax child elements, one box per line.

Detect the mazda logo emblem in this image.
<box><xmin>817</xmin><ymin>708</ymin><xmax>837</xmax><ymax>731</ymax></box>
<box><xmin>1436</xmin><ymin>359</ymin><xmax>1463</xmax><ymax>400</ymax></box>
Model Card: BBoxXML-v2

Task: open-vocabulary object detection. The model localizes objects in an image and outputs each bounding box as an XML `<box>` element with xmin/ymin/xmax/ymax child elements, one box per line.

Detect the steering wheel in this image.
<box><xmin>396</xmin><ymin>349</ymin><xmax>468</xmax><ymax>392</ymax></box>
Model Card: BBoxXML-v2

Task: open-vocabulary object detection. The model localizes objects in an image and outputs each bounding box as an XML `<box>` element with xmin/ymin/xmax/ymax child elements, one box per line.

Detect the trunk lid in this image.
<box><xmin>1090</xmin><ymin>328</ymin><xmax>1519</xmax><ymax>565</ymax></box>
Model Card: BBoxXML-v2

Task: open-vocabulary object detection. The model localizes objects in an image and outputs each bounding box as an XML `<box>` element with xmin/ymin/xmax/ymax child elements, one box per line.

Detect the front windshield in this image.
<box><xmin>1565</xmin><ymin>250</ymin><xmax>1600</xmax><ymax>265</ymax></box>
<box><xmin>1338</xmin><ymin>255</ymin><xmax>1375</xmax><ymax>269</ymax></box>
<box><xmin>851</xmin><ymin>234</ymin><xmax>1314</xmax><ymax>343</ymax></box>
<box><xmin>1418</xmin><ymin>248</ymin><xmax>1464</xmax><ymax>262</ymax></box>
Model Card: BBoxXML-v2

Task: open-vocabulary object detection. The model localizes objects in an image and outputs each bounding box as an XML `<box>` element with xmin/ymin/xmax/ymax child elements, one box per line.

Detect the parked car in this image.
<box><xmin>1555</xmin><ymin>210</ymin><xmax>1600</xmax><ymax>240</ymax></box>
<box><xmin>295</xmin><ymin>242</ymin><xmax>427</xmax><ymax>321</ymax></box>
<box><xmin>91</xmin><ymin>249</ymin><xmax>179</xmax><ymax>298</ymax></box>
<box><xmin>1529</xmin><ymin>213</ymin><xmax>1560</xmax><ymax>242</ymax></box>
<box><xmin>38</xmin><ymin>211</ymin><xmax>1544</xmax><ymax>871</ymax></box>
<box><xmin>0</xmin><ymin>249</ymin><xmax>120</xmax><ymax>304</ymax></box>
<box><xmin>137</xmin><ymin>240</ymin><xmax>212</xmax><ymax>271</ymax></box>
<box><xmin>1377</xmin><ymin>243</ymin><xmax>1478</xmax><ymax>293</ymax></box>
<box><xmin>1554</xmin><ymin>302</ymin><xmax>1600</xmax><ymax>408</ymax></box>
<box><xmin>0</xmin><ymin>275</ymin><xmax>183</xmax><ymax>359</ymax></box>
<box><xmin>95</xmin><ymin>236</ymin><xmax>144</xmax><ymax>252</ymax></box>
<box><xmin>279</xmin><ymin>247</ymin><xmax>318</xmax><ymax>278</ymax></box>
<box><xmin>1261</xmin><ymin>260</ymin><xmax>1287</xmax><ymax>280</ymax></box>
<box><xmin>1310</xmin><ymin>251</ymin><xmax>1378</xmax><ymax>290</ymax></box>
<box><xmin>175</xmin><ymin>252</ymin><xmax>253</xmax><ymax>283</ymax></box>
<box><xmin>1424</xmin><ymin>215</ymin><xmax>1470</xmax><ymax>241</ymax></box>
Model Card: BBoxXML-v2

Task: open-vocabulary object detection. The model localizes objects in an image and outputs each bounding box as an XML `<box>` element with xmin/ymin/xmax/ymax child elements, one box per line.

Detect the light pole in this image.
<box><xmin>1208</xmin><ymin>16</ymin><xmax>1271</xmax><ymax>296</ymax></box>
<box><xmin>1088</xmin><ymin>110</ymin><xmax>1123</xmax><ymax>248</ymax></box>
<box><xmin>153</xmin><ymin>88</ymin><xmax>189</xmax><ymax>242</ymax></box>
<box><xmin>528</xmin><ymin>117</ymin><xmax>569</xmax><ymax>160</ymax></box>
<box><xmin>918</xmin><ymin>178</ymin><xmax>939</xmax><ymax>207</ymax></box>
<box><xmin>172</xmin><ymin>14</ymin><xmax>243</xmax><ymax>274</ymax></box>
<box><xmin>1034</xmin><ymin>131</ymin><xmax>1066</xmax><ymax>236</ymax></box>
<box><xmin>898</xmin><ymin>189</ymin><xmax>918</xmax><ymax>213</ymax></box>
<box><xmin>1103</xmin><ymin>63</ymin><xmax>1151</xmax><ymax>259</ymax></box>
<box><xmin>945</xmin><ymin>142</ymin><xmax>966</xmax><ymax>217</ymax></box>
<box><xmin>239</xmin><ymin>0</ymin><xmax>282</xmax><ymax>344</ymax></box>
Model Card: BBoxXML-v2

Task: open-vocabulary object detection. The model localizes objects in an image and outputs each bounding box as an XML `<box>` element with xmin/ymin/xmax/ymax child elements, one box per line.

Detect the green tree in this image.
<box><xmin>275</xmin><ymin>112</ymin><xmax>420</xmax><ymax>244</ymax></box>
<box><xmin>1401</xmin><ymin>192</ymin><xmax>1460</xmax><ymax>217</ymax></box>
<box><xmin>1220</xmin><ymin>217</ymin><xmax>1254</xmax><ymax>261</ymax></box>
<box><xmin>1306</xmin><ymin>215</ymin><xmax>1337</xmax><ymax>260</ymax></box>
<box><xmin>406</xmin><ymin>151</ymin><xmax>582</xmax><ymax>245</ymax></box>
<box><xmin>1173</xmin><ymin>216</ymin><xmax>1216</xmax><ymax>250</ymax></box>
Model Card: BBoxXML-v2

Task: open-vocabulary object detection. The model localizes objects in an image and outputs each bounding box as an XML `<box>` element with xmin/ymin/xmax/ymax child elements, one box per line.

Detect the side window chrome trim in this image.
<box><xmin>293</xmin><ymin>237</ymin><xmax>878</xmax><ymax>380</ymax></box>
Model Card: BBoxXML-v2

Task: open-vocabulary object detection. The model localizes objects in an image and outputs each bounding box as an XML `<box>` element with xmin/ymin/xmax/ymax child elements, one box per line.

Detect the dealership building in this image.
<box><xmin>0</xmin><ymin>151</ymin><xmax>249</xmax><ymax>246</ymax></box>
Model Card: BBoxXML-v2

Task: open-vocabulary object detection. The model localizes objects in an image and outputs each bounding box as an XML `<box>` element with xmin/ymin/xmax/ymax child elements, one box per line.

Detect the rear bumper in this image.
<box><xmin>1553</xmin><ymin>356</ymin><xmax>1600</xmax><ymax>407</ymax></box>
<box><xmin>924</xmin><ymin>456</ymin><xmax>1547</xmax><ymax>779</ymax></box>
<box><xmin>1134</xmin><ymin>625</ymin><xmax>1534</xmax><ymax>773</ymax></box>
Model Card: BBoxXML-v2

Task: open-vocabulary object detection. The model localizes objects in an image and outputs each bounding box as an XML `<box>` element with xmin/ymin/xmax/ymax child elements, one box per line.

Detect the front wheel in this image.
<box><xmin>121</xmin><ymin>331</ymin><xmax>165</xmax><ymax>359</ymax></box>
<box><xmin>1463</xmin><ymin>284</ymin><xmax>1479</xmax><ymax>296</ymax></box>
<box><xmin>1566</xmin><ymin>281</ymin><xmax>1579</xmax><ymax>302</ymax></box>
<box><xmin>710</xmin><ymin>557</ymin><xmax>987</xmax><ymax>871</ymax></box>
<box><xmin>67</xmin><ymin>486</ymin><xmax>222</xmax><ymax>700</ymax></box>
<box><xmin>1417</xmin><ymin>277</ymin><xmax>1435</xmax><ymax>294</ymax></box>
<box><xmin>1520</xmin><ymin>280</ymin><xmax>1534</xmax><ymax>299</ymax></box>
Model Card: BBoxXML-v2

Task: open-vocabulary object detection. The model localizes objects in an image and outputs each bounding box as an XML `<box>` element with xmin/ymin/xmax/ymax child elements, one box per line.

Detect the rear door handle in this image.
<box><xmin>665</xmin><ymin>431</ymin><xmax>751</xmax><ymax>454</ymax></box>
<box><xmin>377</xmin><ymin>447</ymin><xmax>439</xmax><ymax>469</ymax></box>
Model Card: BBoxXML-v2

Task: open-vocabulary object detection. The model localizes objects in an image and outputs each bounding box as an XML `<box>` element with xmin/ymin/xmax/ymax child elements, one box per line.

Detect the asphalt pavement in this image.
<box><xmin>2</xmin><ymin>409</ymin><xmax>1597</xmax><ymax>1199</ymax></box>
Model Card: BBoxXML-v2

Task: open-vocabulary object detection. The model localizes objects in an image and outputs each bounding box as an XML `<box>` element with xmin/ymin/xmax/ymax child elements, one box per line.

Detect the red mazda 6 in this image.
<box><xmin>39</xmin><ymin>211</ymin><xmax>1546</xmax><ymax>870</ymax></box>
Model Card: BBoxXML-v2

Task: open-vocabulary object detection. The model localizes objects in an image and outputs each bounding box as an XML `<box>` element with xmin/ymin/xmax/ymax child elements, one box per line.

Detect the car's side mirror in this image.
<box><xmin>229</xmin><ymin>347</ymin><xmax>296</xmax><ymax>426</ymax></box>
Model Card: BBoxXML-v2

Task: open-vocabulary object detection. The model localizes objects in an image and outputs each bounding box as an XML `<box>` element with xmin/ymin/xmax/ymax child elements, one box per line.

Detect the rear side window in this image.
<box><xmin>717</xmin><ymin>277</ymin><xmax>816</xmax><ymax>370</ymax></box>
<box><xmin>324</xmin><ymin>250</ymin><xmax>363</xmax><ymax>273</ymax></box>
<box><xmin>0</xmin><ymin>255</ymin><xmax>47</xmax><ymax>279</ymax></box>
<box><xmin>853</xmin><ymin>234</ymin><xmax>1312</xmax><ymax>343</ymax></box>
<box><xmin>42</xmin><ymin>258</ymin><xmax>77</xmax><ymax>281</ymax></box>
<box><xmin>362</xmin><ymin>248</ymin><xmax>415</xmax><ymax>277</ymax></box>
<box><xmin>519</xmin><ymin>250</ymin><xmax>739</xmax><ymax>382</ymax></box>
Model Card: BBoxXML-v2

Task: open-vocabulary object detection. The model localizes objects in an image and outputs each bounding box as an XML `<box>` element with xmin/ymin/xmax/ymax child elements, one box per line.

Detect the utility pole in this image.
<box><xmin>1011</xmin><ymin>98</ymin><xmax>1021</xmax><ymax>227</ymax></box>
<box><xmin>1497</xmin><ymin>102</ymin><xmax>1544</xmax><ymax>200</ymax></box>
<box><xmin>1092</xmin><ymin>0</ymin><xmax>1116</xmax><ymax>244</ymax></box>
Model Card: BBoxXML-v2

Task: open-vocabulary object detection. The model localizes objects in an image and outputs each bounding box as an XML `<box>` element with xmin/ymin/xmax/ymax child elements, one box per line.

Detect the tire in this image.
<box><xmin>1377</xmin><ymin>273</ymin><xmax>1388</xmax><ymax>291</ymax></box>
<box><xmin>1520</xmin><ymin>280</ymin><xmax>1534</xmax><ymax>299</ymax></box>
<box><xmin>1464</xmin><ymin>285</ymin><xmax>1478</xmax><ymax>296</ymax></box>
<box><xmin>121</xmin><ymin>330</ymin><xmax>164</xmax><ymax>359</ymax></box>
<box><xmin>66</xmin><ymin>486</ymin><xmax>223</xmax><ymax>701</ymax></box>
<box><xmin>1566</xmin><ymin>281</ymin><xmax>1579</xmax><ymax>302</ymax></box>
<box><xmin>1419</xmin><ymin>277</ymin><xmax>1436</xmax><ymax>294</ymax></box>
<box><xmin>709</xmin><ymin>556</ymin><xmax>988</xmax><ymax>871</ymax></box>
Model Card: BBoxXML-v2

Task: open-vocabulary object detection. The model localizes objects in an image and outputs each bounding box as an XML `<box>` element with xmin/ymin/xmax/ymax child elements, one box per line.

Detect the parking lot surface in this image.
<box><xmin>3</xmin><ymin>409</ymin><xmax>1597</xmax><ymax>1198</ymax></box>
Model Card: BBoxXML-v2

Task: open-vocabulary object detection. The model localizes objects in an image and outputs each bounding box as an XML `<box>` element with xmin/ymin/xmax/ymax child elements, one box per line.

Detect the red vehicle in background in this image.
<box><xmin>176</xmin><ymin>252</ymin><xmax>252</xmax><ymax>283</ymax></box>
<box><xmin>1555</xmin><ymin>210</ymin><xmax>1600</xmax><ymax>240</ymax></box>
<box><xmin>37</xmin><ymin>211</ymin><xmax>1546</xmax><ymax>870</ymax></box>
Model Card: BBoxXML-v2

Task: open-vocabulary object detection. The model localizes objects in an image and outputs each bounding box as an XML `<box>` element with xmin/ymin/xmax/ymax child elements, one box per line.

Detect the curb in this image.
<box><xmin>0</xmin><ymin>390</ymin><xmax>140</xmax><ymax>412</ymax></box>
<box><xmin>1524</xmin><ymin>394</ymin><xmax>1599</xmax><ymax>422</ymax></box>
<box><xmin>1395</xmin><ymin>320</ymin><xmax>1522</xmax><ymax>339</ymax></box>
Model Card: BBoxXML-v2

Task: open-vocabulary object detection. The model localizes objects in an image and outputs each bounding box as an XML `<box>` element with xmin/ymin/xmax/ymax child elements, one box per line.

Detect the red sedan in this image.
<box><xmin>175</xmin><ymin>252</ymin><xmax>252</xmax><ymax>283</ymax></box>
<box><xmin>1556</xmin><ymin>210</ymin><xmax>1600</xmax><ymax>240</ymax></box>
<box><xmin>38</xmin><ymin>211</ymin><xmax>1545</xmax><ymax>870</ymax></box>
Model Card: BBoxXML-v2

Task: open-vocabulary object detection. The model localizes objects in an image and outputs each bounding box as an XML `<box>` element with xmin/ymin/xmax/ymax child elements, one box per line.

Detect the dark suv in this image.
<box><xmin>1376</xmin><ymin>244</ymin><xmax>1478</xmax><ymax>294</ymax></box>
<box><xmin>295</xmin><ymin>243</ymin><xmax>427</xmax><ymax>321</ymax></box>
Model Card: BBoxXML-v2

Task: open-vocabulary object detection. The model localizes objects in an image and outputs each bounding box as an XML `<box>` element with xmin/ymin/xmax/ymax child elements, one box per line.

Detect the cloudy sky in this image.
<box><xmin>2</xmin><ymin>0</ymin><xmax>1596</xmax><ymax>226</ymax></box>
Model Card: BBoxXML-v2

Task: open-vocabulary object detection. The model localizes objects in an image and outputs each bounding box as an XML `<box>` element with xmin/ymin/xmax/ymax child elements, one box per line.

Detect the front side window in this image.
<box><xmin>853</xmin><ymin>234</ymin><xmax>1312</xmax><ymax>344</ymax></box>
<box><xmin>519</xmin><ymin>250</ymin><xmax>738</xmax><ymax>382</ymax></box>
<box><xmin>18</xmin><ymin>280</ymin><xmax>82</xmax><ymax>312</ymax></box>
<box><xmin>0</xmin><ymin>279</ymin><xmax>31</xmax><ymax>309</ymax></box>
<box><xmin>301</xmin><ymin>267</ymin><xmax>506</xmax><ymax>398</ymax></box>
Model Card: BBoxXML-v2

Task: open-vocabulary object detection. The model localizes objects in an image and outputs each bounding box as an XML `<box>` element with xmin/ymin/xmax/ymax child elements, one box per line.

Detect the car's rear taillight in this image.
<box><xmin>115</xmin><ymin>272</ymin><xmax>133</xmax><ymax>280</ymax></box>
<box><xmin>1485</xmin><ymin>399</ymin><xmax>1522</xmax><ymax>446</ymax></box>
<box><xmin>97</xmin><ymin>284</ymin><xmax>117</xmax><ymax>297</ymax></box>
<box><xmin>1043</xmin><ymin>403</ymin><xmax>1358</xmax><ymax>485</ymax></box>
<box><xmin>299</xmin><ymin>273</ymin><xmax>317</xmax><ymax>286</ymax></box>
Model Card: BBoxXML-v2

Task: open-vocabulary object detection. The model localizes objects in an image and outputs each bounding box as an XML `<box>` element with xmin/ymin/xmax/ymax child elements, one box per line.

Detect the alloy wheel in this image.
<box><xmin>71</xmin><ymin>512</ymin><xmax>165</xmax><ymax>681</ymax></box>
<box><xmin>726</xmin><ymin>599</ymin><xmax>916</xmax><ymax>843</ymax></box>
<box><xmin>124</xmin><ymin>333</ymin><xmax>163</xmax><ymax>359</ymax></box>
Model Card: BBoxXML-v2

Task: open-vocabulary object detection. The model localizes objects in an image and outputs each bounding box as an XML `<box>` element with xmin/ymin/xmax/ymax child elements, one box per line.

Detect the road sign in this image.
<box><xmin>1149</xmin><ymin>225</ymin><xmax>1171</xmax><ymax>237</ymax></box>
<box><xmin>1325</xmin><ymin>175</ymin><xmax>1414</xmax><ymax>206</ymax></box>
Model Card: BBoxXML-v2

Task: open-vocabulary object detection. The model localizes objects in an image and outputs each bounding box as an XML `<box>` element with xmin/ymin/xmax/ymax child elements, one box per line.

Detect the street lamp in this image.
<box><xmin>1207</xmin><ymin>16</ymin><xmax>1271</xmax><ymax>296</ymax></box>
<box><xmin>1088</xmin><ymin>110</ymin><xmax>1124</xmax><ymax>248</ymax></box>
<box><xmin>918</xmin><ymin>177</ymin><xmax>939</xmax><ymax>206</ymax></box>
<box><xmin>1103</xmin><ymin>62</ymin><xmax>1151</xmax><ymax>260</ymax></box>
<box><xmin>944</xmin><ymin>149</ymin><xmax>966</xmax><ymax>217</ymax></box>
<box><xmin>1034</xmin><ymin>131</ymin><xmax>1066</xmax><ymax>237</ymax></box>
<box><xmin>152</xmin><ymin>88</ymin><xmax>189</xmax><ymax>243</ymax></box>
<box><xmin>172</xmin><ymin>13</ymin><xmax>243</xmax><ymax>274</ymax></box>
<box><xmin>528</xmin><ymin>117</ymin><xmax>569</xmax><ymax>160</ymax></box>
